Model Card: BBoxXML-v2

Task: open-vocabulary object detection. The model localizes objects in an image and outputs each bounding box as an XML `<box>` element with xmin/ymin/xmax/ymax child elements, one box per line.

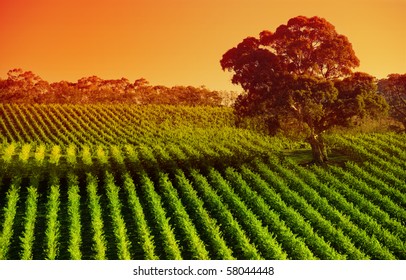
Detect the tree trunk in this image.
<box><xmin>307</xmin><ymin>133</ymin><xmax>328</xmax><ymax>164</ymax></box>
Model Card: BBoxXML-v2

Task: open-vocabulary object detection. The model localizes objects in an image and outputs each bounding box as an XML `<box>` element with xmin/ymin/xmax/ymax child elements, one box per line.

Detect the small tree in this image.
<box><xmin>221</xmin><ymin>16</ymin><xmax>388</xmax><ymax>163</ymax></box>
<box><xmin>378</xmin><ymin>74</ymin><xmax>406</xmax><ymax>129</ymax></box>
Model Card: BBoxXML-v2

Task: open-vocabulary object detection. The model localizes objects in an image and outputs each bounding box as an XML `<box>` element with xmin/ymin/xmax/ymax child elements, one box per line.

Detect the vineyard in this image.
<box><xmin>0</xmin><ymin>104</ymin><xmax>405</xmax><ymax>260</ymax></box>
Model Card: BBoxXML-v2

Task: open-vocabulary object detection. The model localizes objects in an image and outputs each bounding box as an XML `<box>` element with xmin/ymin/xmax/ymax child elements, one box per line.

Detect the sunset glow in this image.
<box><xmin>1</xmin><ymin>0</ymin><xmax>405</xmax><ymax>90</ymax></box>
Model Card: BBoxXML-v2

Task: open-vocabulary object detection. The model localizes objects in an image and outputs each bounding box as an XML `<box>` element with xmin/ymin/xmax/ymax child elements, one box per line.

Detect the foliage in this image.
<box><xmin>0</xmin><ymin>104</ymin><xmax>236</xmax><ymax>146</ymax></box>
<box><xmin>378</xmin><ymin>74</ymin><xmax>406</xmax><ymax>129</ymax></box>
<box><xmin>67</xmin><ymin>173</ymin><xmax>82</xmax><ymax>260</ymax></box>
<box><xmin>45</xmin><ymin>176</ymin><xmax>61</xmax><ymax>260</ymax></box>
<box><xmin>86</xmin><ymin>173</ymin><xmax>107</xmax><ymax>260</ymax></box>
<box><xmin>20</xmin><ymin>184</ymin><xmax>39</xmax><ymax>260</ymax></box>
<box><xmin>0</xmin><ymin>104</ymin><xmax>405</xmax><ymax>260</ymax></box>
<box><xmin>0</xmin><ymin>69</ymin><xmax>239</xmax><ymax>106</ymax></box>
<box><xmin>221</xmin><ymin>16</ymin><xmax>388</xmax><ymax>163</ymax></box>
<box><xmin>0</xmin><ymin>178</ymin><xmax>20</xmax><ymax>260</ymax></box>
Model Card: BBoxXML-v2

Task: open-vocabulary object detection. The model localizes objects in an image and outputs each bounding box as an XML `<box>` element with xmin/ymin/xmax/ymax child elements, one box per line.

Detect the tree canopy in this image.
<box><xmin>378</xmin><ymin>74</ymin><xmax>406</xmax><ymax>129</ymax></box>
<box><xmin>221</xmin><ymin>16</ymin><xmax>388</xmax><ymax>163</ymax></box>
<box><xmin>0</xmin><ymin>69</ymin><xmax>239</xmax><ymax>106</ymax></box>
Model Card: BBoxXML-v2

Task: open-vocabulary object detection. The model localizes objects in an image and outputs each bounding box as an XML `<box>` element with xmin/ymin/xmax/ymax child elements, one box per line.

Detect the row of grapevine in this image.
<box><xmin>282</xmin><ymin>158</ymin><xmax>403</xmax><ymax>258</ymax></box>
<box><xmin>20</xmin><ymin>176</ymin><xmax>39</xmax><ymax>260</ymax></box>
<box><xmin>332</xmin><ymin>135</ymin><xmax>406</xmax><ymax>181</ymax></box>
<box><xmin>344</xmin><ymin>162</ymin><xmax>406</xmax><ymax>208</ymax></box>
<box><xmin>330</xmin><ymin>165</ymin><xmax>406</xmax><ymax>224</ymax></box>
<box><xmin>206</xmin><ymin>168</ymin><xmax>288</xmax><ymax>259</ymax></box>
<box><xmin>171</xmin><ymin>169</ymin><xmax>234</xmax><ymax>260</ymax></box>
<box><xmin>238</xmin><ymin>165</ymin><xmax>344</xmax><ymax>259</ymax></box>
<box><xmin>188</xmin><ymin>169</ymin><xmax>262</xmax><ymax>259</ymax></box>
<box><xmin>104</xmin><ymin>172</ymin><xmax>131</xmax><ymax>260</ymax></box>
<box><xmin>267</xmin><ymin>157</ymin><xmax>396</xmax><ymax>259</ymax></box>
<box><xmin>45</xmin><ymin>175</ymin><xmax>61</xmax><ymax>260</ymax></box>
<box><xmin>309</xmin><ymin>165</ymin><xmax>406</xmax><ymax>259</ymax></box>
<box><xmin>253</xmin><ymin>160</ymin><xmax>368</xmax><ymax>259</ymax></box>
<box><xmin>121</xmin><ymin>173</ymin><xmax>157</xmax><ymax>259</ymax></box>
<box><xmin>223</xmin><ymin>167</ymin><xmax>316</xmax><ymax>260</ymax></box>
<box><xmin>85</xmin><ymin>173</ymin><xmax>108</xmax><ymax>260</ymax></box>
<box><xmin>136</xmin><ymin>170</ymin><xmax>182</xmax><ymax>260</ymax></box>
<box><xmin>0</xmin><ymin>141</ymin><xmax>405</xmax><ymax>259</ymax></box>
<box><xmin>0</xmin><ymin>104</ymin><xmax>405</xmax><ymax>260</ymax></box>
<box><xmin>156</xmin><ymin>172</ymin><xmax>210</xmax><ymax>259</ymax></box>
<box><xmin>0</xmin><ymin>176</ymin><xmax>21</xmax><ymax>259</ymax></box>
<box><xmin>0</xmin><ymin>104</ymin><xmax>235</xmax><ymax>145</ymax></box>
<box><xmin>356</xmin><ymin>133</ymin><xmax>406</xmax><ymax>160</ymax></box>
<box><xmin>67</xmin><ymin>173</ymin><xmax>82</xmax><ymax>260</ymax></box>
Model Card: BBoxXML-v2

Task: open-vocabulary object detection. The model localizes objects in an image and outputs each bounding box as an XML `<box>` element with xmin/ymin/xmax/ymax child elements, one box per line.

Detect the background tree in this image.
<box><xmin>0</xmin><ymin>68</ymin><xmax>50</xmax><ymax>102</ymax></box>
<box><xmin>0</xmin><ymin>69</ymin><xmax>229</xmax><ymax>106</ymax></box>
<box><xmin>378</xmin><ymin>74</ymin><xmax>406</xmax><ymax>129</ymax></box>
<box><xmin>221</xmin><ymin>16</ymin><xmax>388</xmax><ymax>163</ymax></box>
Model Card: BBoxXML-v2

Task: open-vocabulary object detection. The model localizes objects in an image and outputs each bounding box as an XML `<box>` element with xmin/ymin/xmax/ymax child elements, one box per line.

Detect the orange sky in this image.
<box><xmin>1</xmin><ymin>0</ymin><xmax>405</xmax><ymax>91</ymax></box>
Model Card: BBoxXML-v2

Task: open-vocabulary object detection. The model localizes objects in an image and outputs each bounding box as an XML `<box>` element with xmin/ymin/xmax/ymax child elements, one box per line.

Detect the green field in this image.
<box><xmin>0</xmin><ymin>104</ymin><xmax>405</xmax><ymax>260</ymax></box>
